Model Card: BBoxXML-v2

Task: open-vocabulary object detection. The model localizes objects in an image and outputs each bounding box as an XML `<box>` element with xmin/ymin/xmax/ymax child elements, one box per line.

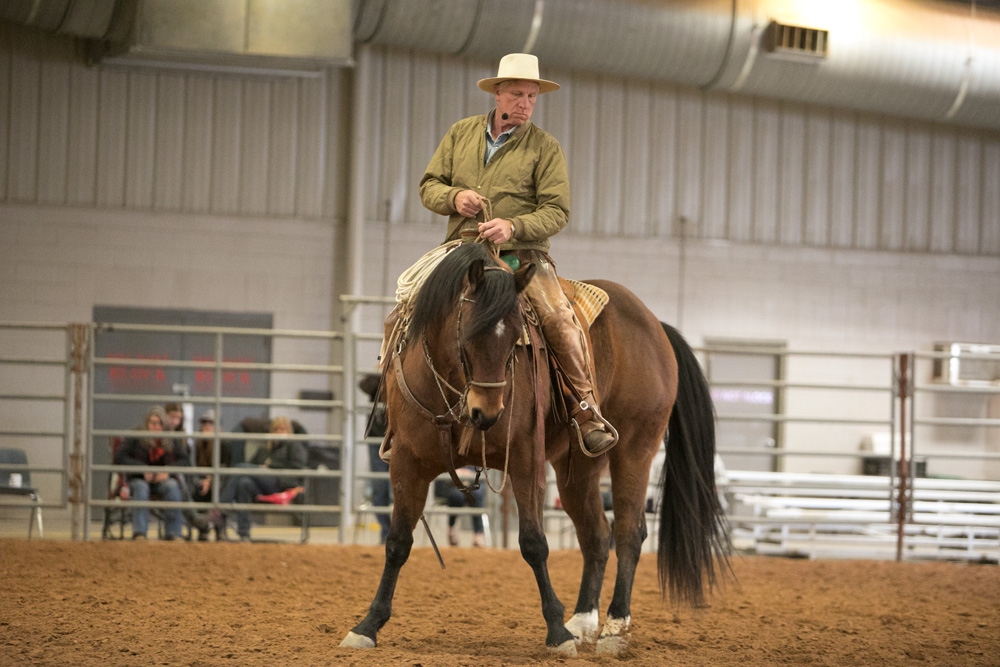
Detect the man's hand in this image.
<box><xmin>454</xmin><ymin>190</ymin><xmax>484</xmax><ymax>218</ymax></box>
<box><xmin>198</xmin><ymin>477</ymin><xmax>211</xmax><ymax>495</ymax></box>
<box><xmin>153</xmin><ymin>473</ymin><xmax>169</xmax><ymax>483</ymax></box>
<box><xmin>478</xmin><ymin>218</ymin><xmax>514</xmax><ymax>244</ymax></box>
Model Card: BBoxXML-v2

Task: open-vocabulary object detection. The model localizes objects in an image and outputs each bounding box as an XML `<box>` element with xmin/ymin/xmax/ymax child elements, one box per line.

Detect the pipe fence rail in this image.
<box><xmin>1</xmin><ymin>316</ymin><xmax>998</xmax><ymax>561</ymax></box>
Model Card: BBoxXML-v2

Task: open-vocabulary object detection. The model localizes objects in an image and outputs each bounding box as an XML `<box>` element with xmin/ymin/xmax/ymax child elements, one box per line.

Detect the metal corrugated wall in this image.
<box><xmin>3</xmin><ymin>25</ymin><xmax>999</xmax><ymax>256</ymax></box>
<box><xmin>364</xmin><ymin>47</ymin><xmax>1000</xmax><ymax>256</ymax></box>
<box><xmin>0</xmin><ymin>23</ymin><xmax>349</xmax><ymax>219</ymax></box>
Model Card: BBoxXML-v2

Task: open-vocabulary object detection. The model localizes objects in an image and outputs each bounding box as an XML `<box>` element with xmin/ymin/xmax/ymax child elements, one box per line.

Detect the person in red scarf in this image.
<box><xmin>114</xmin><ymin>406</ymin><xmax>188</xmax><ymax>540</ymax></box>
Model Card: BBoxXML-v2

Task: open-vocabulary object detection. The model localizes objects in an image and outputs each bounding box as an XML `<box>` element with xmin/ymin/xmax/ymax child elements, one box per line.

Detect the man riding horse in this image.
<box><xmin>418</xmin><ymin>52</ymin><xmax>616</xmax><ymax>456</ymax></box>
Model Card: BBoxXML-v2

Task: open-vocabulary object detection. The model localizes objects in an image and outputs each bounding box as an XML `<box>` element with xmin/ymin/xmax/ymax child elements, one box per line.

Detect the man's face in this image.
<box><xmin>167</xmin><ymin>410</ymin><xmax>183</xmax><ymax>429</ymax></box>
<box><xmin>200</xmin><ymin>421</ymin><xmax>215</xmax><ymax>434</ymax></box>
<box><xmin>494</xmin><ymin>80</ymin><xmax>539</xmax><ymax>127</ymax></box>
<box><xmin>147</xmin><ymin>415</ymin><xmax>164</xmax><ymax>431</ymax></box>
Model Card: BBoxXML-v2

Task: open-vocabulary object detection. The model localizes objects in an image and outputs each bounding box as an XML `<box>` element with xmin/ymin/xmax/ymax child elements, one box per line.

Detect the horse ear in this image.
<box><xmin>468</xmin><ymin>259</ymin><xmax>486</xmax><ymax>292</ymax></box>
<box><xmin>513</xmin><ymin>262</ymin><xmax>536</xmax><ymax>294</ymax></box>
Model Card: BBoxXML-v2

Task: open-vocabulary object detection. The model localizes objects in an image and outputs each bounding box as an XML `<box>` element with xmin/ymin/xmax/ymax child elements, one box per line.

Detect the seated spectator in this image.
<box><xmin>191</xmin><ymin>409</ymin><xmax>230</xmax><ymax>541</ymax></box>
<box><xmin>435</xmin><ymin>466</ymin><xmax>486</xmax><ymax>548</ymax></box>
<box><xmin>360</xmin><ymin>374</ymin><xmax>391</xmax><ymax>544</ymax></box>
<box><xmin>113</xmin><ymin>406</ymin><xmax>188</xmax><ymax>540</ymax></box>
<box><xmin>218</xmin><ymin>416</ymin><xmax>307</xmax><ymax>542</ymax></box>
<box><xmin>164</xmin><ymin>402</ymin><xmax>186</xmax><ymax>436</ymax></box>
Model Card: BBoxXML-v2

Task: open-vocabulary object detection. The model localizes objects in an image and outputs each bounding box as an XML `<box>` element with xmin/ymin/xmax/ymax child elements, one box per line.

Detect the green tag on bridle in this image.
<box><xmin>500</xmin><ymin>253</ymin><xmax>520</xmax><ymax>271</ymax></box>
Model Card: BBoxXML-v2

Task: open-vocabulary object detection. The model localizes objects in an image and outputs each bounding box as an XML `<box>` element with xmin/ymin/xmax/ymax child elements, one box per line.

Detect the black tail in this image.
<box><xmin>656</xmin><ymin>322</ymin><xmax>732</xmax><ymax>607</ymax></box>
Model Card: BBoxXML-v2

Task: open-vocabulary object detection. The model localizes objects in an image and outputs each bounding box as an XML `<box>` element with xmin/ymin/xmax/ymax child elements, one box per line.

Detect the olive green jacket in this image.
<box><xmin>419</xmin><ymin>112</ymin><xmax>570</xmax><ymax>253</ymax></box>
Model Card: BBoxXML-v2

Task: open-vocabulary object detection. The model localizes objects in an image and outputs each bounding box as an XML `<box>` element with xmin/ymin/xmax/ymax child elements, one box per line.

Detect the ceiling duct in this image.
<box><xmin>1</xmin><ymin>0</ymin><xmax>354</xmax><ymax>76</ymax></box>
<box><xmin>355</xmin><ymin>0</ymin><xmax>1000</xmax><ymax>133</ymax></box>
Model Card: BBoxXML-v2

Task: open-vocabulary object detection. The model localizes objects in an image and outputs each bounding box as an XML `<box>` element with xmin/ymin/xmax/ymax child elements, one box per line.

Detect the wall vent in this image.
<box><xmin>763</xmin><ymin>21</ymin><xmax>829</xmax><ymax>61</ymax></box>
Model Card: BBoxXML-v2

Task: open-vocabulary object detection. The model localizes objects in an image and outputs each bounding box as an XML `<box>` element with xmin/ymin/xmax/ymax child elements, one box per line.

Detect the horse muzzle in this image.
<box><xmin>468</xmin><ymin>405</ymin><xmax>502</xmax><ymax>430</ymax></box>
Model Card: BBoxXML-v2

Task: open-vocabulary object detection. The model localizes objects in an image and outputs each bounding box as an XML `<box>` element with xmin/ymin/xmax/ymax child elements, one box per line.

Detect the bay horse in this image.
<box><xmin>341</xmin><ymin>242</ymin><xmax>729</xmax><ymax>656</ymax></box>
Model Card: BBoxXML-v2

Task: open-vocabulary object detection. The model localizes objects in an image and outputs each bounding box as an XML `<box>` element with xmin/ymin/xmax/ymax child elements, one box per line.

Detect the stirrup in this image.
<box><xmin>569</xmin><ymin>401</ymin><xmax>619</xmax><ymax>457</ymax></box>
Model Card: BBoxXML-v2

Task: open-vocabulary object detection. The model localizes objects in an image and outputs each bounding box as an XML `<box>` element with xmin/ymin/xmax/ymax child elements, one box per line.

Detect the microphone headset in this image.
<box><xmin>501</xmin><ymin>113</ymin><xmax>509</xmax><ymax>120</ymax></box>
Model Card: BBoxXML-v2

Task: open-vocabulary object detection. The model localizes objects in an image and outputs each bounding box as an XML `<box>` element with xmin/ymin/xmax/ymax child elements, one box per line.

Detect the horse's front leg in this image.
<box><xmin>340</xmin><ymin>448</ymin><xmax>433</xmax><ymax>648</ymax></box>
<box><xmin>511</xmin><ymin>469</ymin><xmax>577</xmax><ymax>655</ymax></box>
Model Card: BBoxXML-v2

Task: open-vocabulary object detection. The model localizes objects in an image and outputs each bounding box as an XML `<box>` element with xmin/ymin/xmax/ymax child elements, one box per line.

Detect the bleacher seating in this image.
<box><xmin>726</xmin><ymin>470</ymin><xmax>1000</xmax><ymax>563</ymax></box>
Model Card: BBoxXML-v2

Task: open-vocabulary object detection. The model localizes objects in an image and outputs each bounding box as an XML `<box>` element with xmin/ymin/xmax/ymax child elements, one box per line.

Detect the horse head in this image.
<box><xmin>461</xmin><ymin>256</ymin><xmax>536</xmax><ymax>429</ymax></box>
<box><xmin>407</xmin><ymin>243</ymin><xmax>535</xmax><ymax>431</ymax></box>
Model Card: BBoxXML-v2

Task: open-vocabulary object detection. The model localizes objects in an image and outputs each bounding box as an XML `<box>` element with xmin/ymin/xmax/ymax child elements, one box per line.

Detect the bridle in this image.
<box><xmin>392</xmin><ymin>267</ymin><xmax>520</xmax><ymax>503</ymax></box>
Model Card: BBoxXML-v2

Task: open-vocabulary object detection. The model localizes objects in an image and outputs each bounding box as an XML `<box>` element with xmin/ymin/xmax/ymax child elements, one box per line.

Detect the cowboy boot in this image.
<box><xmin>576</xmin><ymin>394</ymin><xmax>616</xmax><ymax>455</ymax></box>
<box><xmin>532</xmin><ymin>289</ymin><xmax>617</xmax><ymax>455</ymax></box>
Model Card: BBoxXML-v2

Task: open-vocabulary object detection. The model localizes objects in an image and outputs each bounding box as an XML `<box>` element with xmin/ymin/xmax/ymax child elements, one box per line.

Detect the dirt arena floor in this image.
<box><xmin>1</xmin><ymin>540</ymin><xmax>997</xmax><ymax>667</ymax></box>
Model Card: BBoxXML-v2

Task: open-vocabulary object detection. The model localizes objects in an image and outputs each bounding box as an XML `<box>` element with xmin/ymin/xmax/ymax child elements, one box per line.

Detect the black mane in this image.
<box><xmin>407</xmin><ymin>243</ymin><xmax>520</xmax><ymax>344</ymax></box>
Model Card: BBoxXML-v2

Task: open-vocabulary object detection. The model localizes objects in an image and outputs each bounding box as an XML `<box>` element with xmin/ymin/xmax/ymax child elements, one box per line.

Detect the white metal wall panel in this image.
<box><xmin>983</xmin><ymin>140</ymin><xmax>1000</xmax><ymax>256</ymax></box>
<box><xmin>596</xmin><ymin>78</ymin><xmax>626</xmax><ymax>236</ymax></box>
<box><xmin>728</xmin><ymin>96</ymin><xmax>754</xmax><ymax>243</ymax></box>
<box><xmin>568</xmin><ymin>77</ymin><xmax>598</xmax><ymax>236</ymax></box>
<box><xmin>182</xmin><ymin>78</ymin><xmax>214</xmax><ymax>213</ymax></box>
<box><xmin>3</xmin><ymin>32</ymin><xmax>999</xmax><ymax>258</ymax></box>
<box><xmin>38</xmin><ymin>41</ymin><xmax>71</xmax><ymax>205</ymax></box>
<box><xmin>676</xmin><ymin>88</ymin><xmax>703</xmax><ymax>238</ymax></box>
<box><xmin>379</xmin><ymin>52</ymin><xmax>411</xmax><ymax>225</ymax></box>
<box><xmin>778</xmin><ymin>103</ymin><xmax>805</xmax><ymax>246</ymax></box>
<box><xmin>239</xmin><ymin>80</ymin><xmax>270</xmax><ymax>216</ymax></box>
<box><xmin>67</xmin><ymin>62</ymin><xmax>99</xmax><ymax>206</ymax></box>
<box><xmin>752</xmin><ymin>99</ymin><xmax>781</xmax><ymax>245</ymax></box>
<box><xmin>880</xmin><ymin>125</ymin><xmax>906</xmax><ymax>251</ymax></box>
<box><xmin>96</xmin><ymin>70</ymin><xmax>128</xmax><ymax>208</ymax></box>
<box><xmin>804</xmin><ymin>110</ymin><xmax>831</xmax><ymax>247</ymax></box>
<box><xmin>0</xmin><ymin>24</ymin><xmax>9</xmax><ymax>203</ymax></box>
<box><xmin>210</xmin><ymin>79</ymin><xmax>243</xmax><ymax>215</ymax></box>
<box><xmin>9</xmin><ymin>27</ymin><xmax>40</xmax><ymax>203</ymax></box>
<box><xmin>620</xmin><ymin>81</ymin><xmax>649</xmax><ymax>238</ymax></box>
<box><xmin>854</xmin><ymin>116</ymin><xmax>882</xmax><ymax>250</ymax></box>
<box><xmin>295</xmin><ymin>76</ymin><xmax>326</xmax><ymax>220</ymax></box>
<box><xmin>702</xmin><ymin>93</ymin><xmax>729</xmax><ymax>241</ymax></box>
<box><xmin>125</xmin><ymin>71</ymin><xmax>157</xmax><ymax>209</ymax></box>
<box><xmin>153</xmin><ymin>73</ymin><xmax>186</xmax><ymax>211</ymax></box>
<box><xmin>647</xmin><ymin>88</ymin><xmax>678</xmax><ymax>238</ymax></box>
<box><xmin>955</xmin><ymin>136</ymin><xmax>982</xmax><ymax>255</ymax></box>
<box><xmin>904</xmin><ymin>126</ymin><xmax>932</xmax><ymax>252</ymax></box>
<box><xmin>829</xmin><ymin>111</ymin><xmax>856</xmax><ymax>249</ymax></box>
<box><xmin>929</xmin><ymin>130</ymin><xmax>958</xmax><ymax>253</ymax></box>
<box><xmin>268</xmin><ymin>79</ymin><xmax>299</xmax><ymax>218</ymax></box>
<box><xmin>407</xmin><ymin>58</ymin><xmax>438</xmax><ymax>225</ymax></box>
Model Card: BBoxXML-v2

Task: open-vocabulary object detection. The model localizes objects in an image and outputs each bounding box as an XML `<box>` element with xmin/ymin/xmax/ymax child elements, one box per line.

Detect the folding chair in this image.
<box><xmin>0</xmin><ymin>448</ymin><xmax>44</xmax><ymax>539</ymax></box>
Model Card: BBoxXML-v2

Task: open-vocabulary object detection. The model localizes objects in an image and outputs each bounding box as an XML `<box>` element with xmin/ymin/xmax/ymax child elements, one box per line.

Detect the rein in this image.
<box><xmin>394</xmin><ymin>262</ymin><xmax>518</xmax><ymax>503</ymax></box>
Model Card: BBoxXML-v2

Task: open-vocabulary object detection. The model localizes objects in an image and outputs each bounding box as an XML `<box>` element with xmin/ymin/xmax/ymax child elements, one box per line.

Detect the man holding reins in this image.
<box><xmin>419</xmin><ymin>53</ymin><xmax>616</xmax><ymax>456</ymax></box>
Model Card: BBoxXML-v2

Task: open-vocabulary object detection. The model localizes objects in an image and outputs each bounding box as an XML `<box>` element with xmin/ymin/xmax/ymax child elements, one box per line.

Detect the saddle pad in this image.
<box><xmin>562</xmin><ymin>279</ymin><xmax>609</xmax><ymax>327</ymax></box>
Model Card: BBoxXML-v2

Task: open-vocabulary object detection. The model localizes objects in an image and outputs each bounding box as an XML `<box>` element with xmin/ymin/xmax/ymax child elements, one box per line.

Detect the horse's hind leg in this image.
<box><xmin>551</xmin><ymin>454</ymin><xmax>610</xmax><ymax>644</ymax></box>
<box><xmin>340</xmin><ymin>449</ymin><xmax>433</xmax><ymax>648</ymax></box>
<box><xmin>510</xmin><ymin>469</ymin><xmax>577</xmax><ymax>655</ymax></box>
<box><xmin>596</xmin><ymin>435</ymin><xmax>659</xmax><ymax>656</ymax></box>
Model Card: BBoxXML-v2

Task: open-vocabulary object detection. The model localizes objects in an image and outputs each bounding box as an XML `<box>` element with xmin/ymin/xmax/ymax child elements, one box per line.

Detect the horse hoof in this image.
<box><xmin>339</xmin><ymin>631</ymin><xmax>375</xmax><ymax>648</ymax></box>
<box><xmin>596</xmin><ymin>634</ymin><xmax>627</xmax><ymax>656</ymax></box>
<box><xmin>565</xmin><ymin>610</ymin><xmax>599</xmax><ymax>644</ymax></box>
<box><xmin>549</xmin><ymin>639</ymin><xmax>577</xmax><ymax>656</ymax></box>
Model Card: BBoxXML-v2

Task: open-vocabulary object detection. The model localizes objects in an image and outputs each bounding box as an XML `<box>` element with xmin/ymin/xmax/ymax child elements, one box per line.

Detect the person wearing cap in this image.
<box><xmin>192</xmin><ymin>408</ymin><xmax>228</xmax><ymax>540</ymax></box>
<box><xmin>419</xmin><ymin>53</ymin><xmax>615</xmax><ymax>455</ymax></box>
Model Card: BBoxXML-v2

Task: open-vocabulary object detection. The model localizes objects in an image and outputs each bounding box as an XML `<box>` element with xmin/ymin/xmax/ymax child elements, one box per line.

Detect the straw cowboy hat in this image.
<box><xmin>477</xmin><ymin>53</ymin><xmax>560</xmax><ymax>94</ymax></box>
